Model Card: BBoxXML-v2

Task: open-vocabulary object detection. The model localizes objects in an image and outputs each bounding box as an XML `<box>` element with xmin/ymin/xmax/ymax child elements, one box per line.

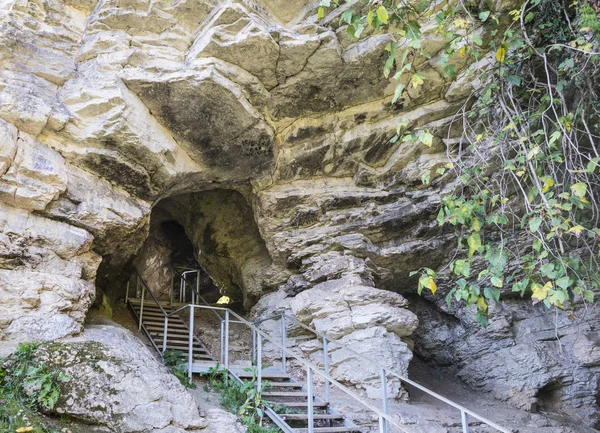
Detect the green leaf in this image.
<box><xmin>392</xmin><ymin>83</ymin><xmax>406</xmax><ymax>104</ymax></box>
<box><xmin>555</xmin><ymin>276</ymin><xmax>570</xmax><ymax>289</ymax></box>
<box><xmin>376</xmin><ymin>6</ymin><xmax>389</xmax><ymax>24</ymax></box>
<box><xmin>571</xmin><ymin>182</ymin><xmax>587</xmax><ymax>198</ymax></box>
<box><xmin>586</xmin><ymin>157</ymin><xmax>599</xmax><ymax>173</ymax></box>
<box><xmin>479</xmin><ymin>11</ymin><xmax>491</xmax><ymax>21</ymax></box>
<box><xmin>452</xmin><ymin>259</ymin><xmax>471</xmax><ymax>278</ymax></box>
<box><xmin>506</xmin><ymin>75</ymin><xmax>522</xmax><ymax>86</ymax></box>
<box><xmin>490</xmin><ymin>276</ymin><xmax>503</xmax><ymax>288</ymax></box>
<box><xmin>341</xmin><ymin>9</ymin><xmax>354</xmax><ymax>25</ymax></box>
<box><xmin>367</xmin><ymin>9</ymin><xmax>374</xmax><ymax>26</ymax></box>
<box><xmin>317</xmin><ymin>7</ymin><xmax>325</xmax><ymax>19</ymax></box>
<box><xmin>484</xmin><ymin>287</ymin><xmax>501</xmax><ymax>302</ymax></box>
<box><xmin>471</xmin><ymin>34</ymin><xmax>483</xmax><ymax>46</ymax></box>
<box><xmin>528</xmin><ymin>217</ymin><xmax>543</xmax><ymax>232</ymax></box>
<box><xmin>583</xmin><ymin>290</ymin><xmax>594</xmax><ymax>303</ymax></box>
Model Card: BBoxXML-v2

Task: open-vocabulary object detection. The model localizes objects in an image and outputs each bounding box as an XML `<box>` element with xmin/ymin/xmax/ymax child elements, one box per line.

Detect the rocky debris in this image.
<box><xmin>253</xmin><ymin>275</ymin><xmax>418</xmax><ymax>399</ymax></box>
<box><xmin>34</xmin><ymin>324</ymin><xmax>207</xmax><ymax>433</ymax></box>
<box><xmin>202</xmin><ymin>409</ymin><xmax>245</xmax><ymax>433</ymax></box>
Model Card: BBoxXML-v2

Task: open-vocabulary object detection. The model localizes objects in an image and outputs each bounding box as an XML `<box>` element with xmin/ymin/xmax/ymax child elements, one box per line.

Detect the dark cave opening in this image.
<box><xmin>123</xmin><ymin>188</ymin><xmax>273</xmax><ymax>312</ymax></box>
<box><xmin>534</xmin><ymin>380</ymin><xmax>563</xmax><ymax>414</ymax></box>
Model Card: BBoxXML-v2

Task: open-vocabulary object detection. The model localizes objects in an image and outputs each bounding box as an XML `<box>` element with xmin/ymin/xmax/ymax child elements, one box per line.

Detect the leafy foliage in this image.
<box><xmin>162</xmin><ymin>350</ymin><xmax>196</xmax><ymax>389</ymax></box>
<box><xmin>318</xmin><ymin>0</ymin><xmax>600</xmax><ymax>324</ymax></box>
<box><xmin>199</xmin><ymin>364</ymin><xmax>281</xmax><ymax>433</ymax></box>
<box><xmin>0</xmin><ymin>343</ymin><xmax>68</xmax><ymax>433</ymax></box>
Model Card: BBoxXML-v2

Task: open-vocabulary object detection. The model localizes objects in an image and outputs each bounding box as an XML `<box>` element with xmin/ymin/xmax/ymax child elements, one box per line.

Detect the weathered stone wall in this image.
<box><xmin>0</xmin><ymin>0</ymin><xmax>598</xmax><ymax>428</ymax></box>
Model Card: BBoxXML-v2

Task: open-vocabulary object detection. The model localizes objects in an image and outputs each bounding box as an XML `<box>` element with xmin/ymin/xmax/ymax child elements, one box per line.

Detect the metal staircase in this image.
<box><xmin>125</xmin><ymin>270</ymin><xmax>512</xmax><ymax>433</ymax></box>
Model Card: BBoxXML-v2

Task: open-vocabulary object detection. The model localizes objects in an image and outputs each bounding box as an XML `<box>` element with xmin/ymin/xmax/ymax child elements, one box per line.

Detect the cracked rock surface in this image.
<box><xmin>0</xmin><ymin>0</ymin><xmax>598</xmax><ymax>429</ymax></box>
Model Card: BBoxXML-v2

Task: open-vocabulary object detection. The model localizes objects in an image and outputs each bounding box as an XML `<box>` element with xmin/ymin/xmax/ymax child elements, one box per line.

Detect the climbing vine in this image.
<box><xmin>318</xmin><ymin>0</ymin><xmax>600</xmax><ymax>325</ymax></box>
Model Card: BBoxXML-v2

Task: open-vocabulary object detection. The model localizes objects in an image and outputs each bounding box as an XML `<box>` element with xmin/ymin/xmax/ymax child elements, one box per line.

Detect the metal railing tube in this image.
<box><xmin>270</xmin><ymin>313</ymin><xmax>510</xmax><ymax>433</ymax></box>
<box><xmin>125</xmin><ymin>280</ymin><xmax>130</xmax><ymax>303</ymax></box>
<box><xmin>170</xmin><ymin>271</ymin><xmax>174</xmax><ymax>306</ymax></box>
<box><xmin>224</xmin><ymin>310</ymin><xmax>230</xmax><ymax>370</ymax></box>
<box><xmin>462</xmin><ymin>410</ymin><xmax>470</xmax><ymax>433</ymax></box>
<box><xmin>280</xmin><ymin>314</ymin><xmax>287</xmax><ymax>373</ymax></box>
<box><xmin>251</xmin><ymin>328</ymin><xmax>256</xmax><ymax>365</ymax></box>
<box><xmin>188</xmin><ymin>306</ymin><xmax>194</xmax><ymax>379</ymax></box>
<box><xmin>138</xmin><ymin>284</ymin><xmax>145</xmax><ymax>331</ymax></box>
<box><xmin>381</xmin><ymin>369</ymin><xmax>389</xmax><ymax>433</ymax></box>
<box><xmin>323</xmin><ymin>337</ymin><xmax>330</xmax><ymax>403</ymax></box>
<box><xmin>257</xmin><ymin>332</ymin><xmax>262</xmax><ymax>392</ymax></box>
<box><xmin>220</xmin><ymin>319</ymin><xmax>225</xmax><ymax>365</ymax></box>
<box><xmin>307</xmin><ymin>368</ymin><xmax>314</xmax><ymax>433</ymax></box>
<box><xmin>162</xmin><ymin>316</ymin><xmax>168</xmax><ymax>355</ymax></box>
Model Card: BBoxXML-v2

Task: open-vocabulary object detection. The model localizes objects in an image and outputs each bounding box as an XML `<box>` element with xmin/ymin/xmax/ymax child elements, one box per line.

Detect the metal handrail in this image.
<box><xmin>129</xmin><ymin>270</ymin><xmax>509</xmax><ymax>433</ymax></box>
<box><xmin>134</xmin><ymin>269</ymin><xmax>169</xmax><ymax>316</ymax></box>
<box><xmin>256</xmin><ymin>312</ymin><xmax>511</xmax><ymax>433</ymax></box>
<box><xmin>179</xmin><ymin>303</ymin><xmax>411</xmax><ymax>433</ymax></box>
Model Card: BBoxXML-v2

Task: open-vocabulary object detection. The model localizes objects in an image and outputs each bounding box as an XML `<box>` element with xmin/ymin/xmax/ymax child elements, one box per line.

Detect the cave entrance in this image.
<box><xmin>130</xmin><ymin>188</ymin><xmax>273</xmax><ymax>312</ymax></box>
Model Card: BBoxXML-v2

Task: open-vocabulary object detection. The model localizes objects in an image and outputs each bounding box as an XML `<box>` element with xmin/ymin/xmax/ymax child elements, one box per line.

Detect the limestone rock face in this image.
<box><xmin>34</xmin><ymin>324</ymin><xmax>207</xmax><ymax>433</ymax></box>
<box><xmin>0</xmin><ymin>0</ymin><xmax>597</xmax><ymax>429</ymax></box>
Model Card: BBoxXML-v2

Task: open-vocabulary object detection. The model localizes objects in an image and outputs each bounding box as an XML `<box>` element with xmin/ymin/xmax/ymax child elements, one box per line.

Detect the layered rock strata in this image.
<box><xmin>0</xmin><ymin>0</ymin><xmax>598</xmax><ymax>429</ymax></box>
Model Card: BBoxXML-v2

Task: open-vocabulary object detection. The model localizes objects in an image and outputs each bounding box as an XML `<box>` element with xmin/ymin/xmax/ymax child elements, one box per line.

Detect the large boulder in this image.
<box><xmin>254</xmin><ymin>275</ymin><xmax>418</xmax><ymax>399</ymax></box>
<box><xmin>31</xmin><ymin>324</ymin><xmax>207</xmax><ymax>433</ymax></box>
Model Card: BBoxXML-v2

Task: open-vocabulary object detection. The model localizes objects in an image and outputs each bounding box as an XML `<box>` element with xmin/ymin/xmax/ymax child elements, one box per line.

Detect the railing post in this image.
<box><xmin>125</xmin><ymin>280</ymin><xmax>130</xmax><ymax>303</ymax></box>
<box><xmin>323</xmin><ymin>337</ymin><xmax>330</xmax><ymax>403</ymax></box>
<box><xmin>224</xmin><ymin>310</ymin><xmax>230</xmax><ymax>370</ymax></box>
<box><xmin>162</xmin><ymin>315</ymin><xmax>169</xmax><ymax>355</ymax></box>
<box><xmin>220</xmin><ymin>319</ymin><xmax>225</xmax><ymax>365</ymax></box>
<box><xmin>251</xmin><ymin>328</ymin><xmax>256</xmax><ymax>365</ymax></box>
<box><xmin>461</xmin><ymin>410</ymin><xmax>469</xmax><ymax>433</ymax></box>
<box><xmin>381</xmin><ymin>368</ymin><xmax>389</xmax><ymax>433</ymax></box>
<box><xmin>170</xmin><ymin>271</ymin><xmax>174</xmax><ymax>307</ymax></box>
<box><xmin>188</xmin><ymin>306</ymin><xmax>194</xmax><ymax>379</ymax></box>
<box><xmin>196</xmin><ymin>270</ymin><xmax>200</xmax><ymax>305</ymax></box>
<box><xmin>307</xmin><ymin>368</ymin><xmax>314</xmax><ymax>433</ymax></box>
<box><xmin>257</xmin><ymin>332</ymin><xmax>262</xmax><ymax>392</ymax></box>
<box><xmin>280</xmin><ymin>314</ymin><xmax>287</xmax><ymax>373</ymax></box>
<box><xmin>180</xmin><ymin>276</ymin><xmax>184</xmax><ymax>303</ymax></box>
<box><xmin>138</xmin><ymin>284</ymin><xmax>145</xmax><ymax>331</ymax></box>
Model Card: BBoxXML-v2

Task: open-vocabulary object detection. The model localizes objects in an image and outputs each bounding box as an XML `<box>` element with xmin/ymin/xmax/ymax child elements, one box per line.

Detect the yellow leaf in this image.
<box><xmin>16</xmin><ymin>428</ymin><xmax>34</xmax><ymax>433</ymax></box>
<box><xmin>496</xmin><ymin>47</ymin><xmax>506</xmax><ymax>63</ymax></box>
<box><xmin>532</xmin><ymin>281</ymin><xmax>552</xmax><ymax>302</ymax></box>
<box><xmin>569</xmin><ymin>225</ymin><xmax>585</xmax><ymax>237</ymax></box>
<box><xmin>477</xmin><ymin>296</ymin><xmax>488</xmax><ymax>312</ymax></box>
<box><xmin>428</xmin><ymin>276</ymin><xmax>437</xmax><ymax>295</ymax></box>
<box><xmin>541</xmin><ymin>178</ymin><xmax>554</xmax><ymax>193</ymax></box>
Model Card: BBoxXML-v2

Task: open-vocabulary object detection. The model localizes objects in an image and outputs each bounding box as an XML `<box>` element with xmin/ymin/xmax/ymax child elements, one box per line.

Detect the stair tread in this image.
<box><xmin>283</xmin><ymin>414</ymin><xmax>344</xmax><ymax>420</ymax></box>
<box><xmin>235</xmin><ymin>372</ymin><xmax>289</xmax><ymax>379</ymax></box>
<box><xmin>293</xmin><ymin>428</ymin><xmax>360</xmax><ymax>433</ymax></box>
<box><xmin>263</xmin><ymin>391</ymin><xmax>309</xmax><ymax>397</ymax></box>
<box><xmin>267</xmin><ymin>402</ymin><xmax>328</xmax><ymax>408</ymax></box>
<box><xmin>267</xmin><ymin>382</ymin><xmax>303</xmax><ymax>388</ymax></box>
